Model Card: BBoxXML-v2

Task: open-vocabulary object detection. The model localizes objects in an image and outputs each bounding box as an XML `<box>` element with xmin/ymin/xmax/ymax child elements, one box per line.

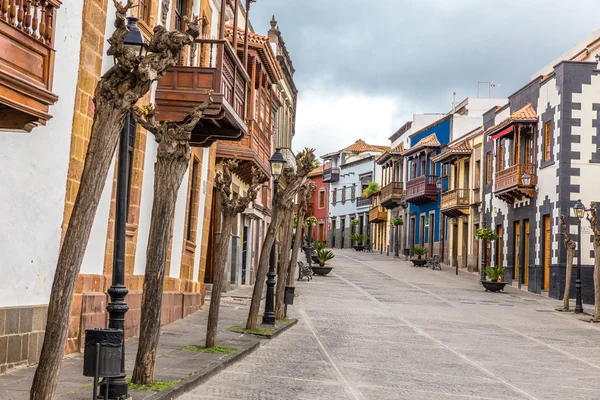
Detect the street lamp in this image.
<box><xmin>103</xmin><ymin>16</ymin><xmax>148</xmax><ymax>399</ymax></box>
<box><xmin>521</xmin><ymin>173</ymin><xmax>532</xmax><ymax>187</ymax></box>
<box><xmin>263</xmin><ymin>149</ymin><xmax>287</xmax><ymax>325</ymax></box>
<box><xmin>574</xmin><ymin>199</ymin><xmax>585</xmax><ymax>314</ymax></box>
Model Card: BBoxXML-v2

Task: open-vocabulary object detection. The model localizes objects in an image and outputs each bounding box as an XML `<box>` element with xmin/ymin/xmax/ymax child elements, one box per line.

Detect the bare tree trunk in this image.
<box><xmin>131</xmin><ymin>140</ymin><xmax>189</xmax><ymax>384</ymax></box>
<box><xmin>587</xmin><ymin>202</ymin><xmax>600</xmax><ymax>321</ymax></box>
<box><xmin>560</xmin><ymin>214</ymin><xmax>576</xmax><ymax>311</ymax></box>
<box><xmin>288</xmin><ymin>220</ymin><xmax>305</xmax><ymax>286</ymax></box>
<box><xmin>206</xmin><ymin>213</ymin><xmax>234</xmax><ymax>347</ymax></box>
<box><xmin>30</xmin><ymin>3</ymin><xmax>199</xmax><ymax>397</ymax></box>
<box><xmin>275</xmin><ymin>207</ymin><xmax>294</xmax><ymax>319</ymax></box>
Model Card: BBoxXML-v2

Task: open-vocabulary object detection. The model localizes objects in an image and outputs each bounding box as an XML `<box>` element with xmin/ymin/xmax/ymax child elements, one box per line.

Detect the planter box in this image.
<box><xmin>480</xmin><ymin>280</ymin><xmax>507</xmax><ymax>292</ymax></box>
<box><xmin>411</xmin><ymin>259</ymin><xmax>427</xmax><ymax>267</ymax></box>
<box><xmin>312</xmin><ymin>266</ymin><xmax>333</xmax><ymax>276</ymax></box>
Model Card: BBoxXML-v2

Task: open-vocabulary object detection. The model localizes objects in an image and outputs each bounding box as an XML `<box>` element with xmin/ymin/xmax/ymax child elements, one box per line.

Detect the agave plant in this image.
<box><xmin>484</xmin><ymin>266</ymin><xmax>506</xmax><ymax>282</ymax></box>
<box><xmin>316</xmin><ymin>248</ymin><xmax>335</xmax><ymax>266</ymax></box>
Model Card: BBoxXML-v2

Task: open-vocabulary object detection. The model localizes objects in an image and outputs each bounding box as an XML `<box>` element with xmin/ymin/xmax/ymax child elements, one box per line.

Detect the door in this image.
<box><xmin>331</xmin><ymin>220</ymin><xmax>336</xmax><ymax>248</ymax></box>
<box><xmin>474</xmin><ymin>223</ymin><xmax>480</xmax><ymax>270</ymax></box>
<box><xmin>420</xmin><ymin>215</ymin><xmax>425</xmax><ymax>247</ymax></box>
<box><xmin>241</xmin><ymin>226</ymin><xmax>248</xmax><ymax>285</ymax></box>
<box><xmin>204</xmin><ymin>189</ymin><xmax>219</xmax><ymax>284</ymax></box>
<box><xmin>410</xmin><ymin>216</ymin><xmax>416</xmax><ymax>251</ymax></box>
<box><xmin>429</xmin><ymin>213</ymin><xmax>435</xmax><ymax>256</ymax></box>
<box><xmin>514</xmin><ymin>221</ymin><xmax>520</xmax><ymax>280</ymax></box>
<box><xmin>524</xmin><ymin>220</ymin><xmax>530</xmax><ymax>285</ymax></box>
<box><xmin>544</xmin><ymin>215</ymin><xmax>551</xmax><ymax>290</ymax></box>
<box><xmin>341</xmin><ymin>218</ymin><xmax>345</xmax><ymax>248</ymax></box>
<box><xmin>319</xmin><ymin>224</ymin><xmax>325</xmax><ymax>243</ymax></box>
<box><xmin>462</xmin><ymin>221</ymin><xmax>468</xmax><ymax>268</ymax></box>
<box><xmin>452</xmin><ymin>223</ymin><xmax>459</xmax><ymax>266</ymax></box>
<box><xmin>496</xmin><ymin>225</ymin><xmax>503</xmax><ymax>268</ymax></box>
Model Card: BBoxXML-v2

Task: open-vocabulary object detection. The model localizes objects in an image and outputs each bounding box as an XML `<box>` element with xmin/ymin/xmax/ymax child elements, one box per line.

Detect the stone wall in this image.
<box><xmin>0</xmin><ymin>305</ymin><xmax>47</xmax><ymax>374</ymax></box>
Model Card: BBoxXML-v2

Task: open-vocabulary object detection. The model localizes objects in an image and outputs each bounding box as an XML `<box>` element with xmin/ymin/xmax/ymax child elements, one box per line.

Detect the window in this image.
<box><xmin>474</xmin><ymin>160</ymin><xmax>481</xmax><ymax>189</ymax></box>
<box><xmin>174</xmin><ymin>0</ymin><xmax>185</xmax><ymax>31</ymax></box>
<box><xmin>138</xmin><ymin>0</ymin><xmax>150</xmax><ymax>24</ymax></box>
<box><xmin>486</xmin><ymin>152</ymin><xmax>491</xmax><ymax>184</ymax></box>
<box><xmin>544</xmin><ymin>121</ymin><xmax>552</xmax><ymax>161</ymax></box>
<box><xmin>341</xmin><ymin>186</ymin><xmax>346</xmax><ymax>204</ymax></box>
<box><xmin>186</xmin><ymin>158</ymin><xmax>199</xmax><ymax>240</ymax></box>
<box><xmin>351</xmin><ymin>185</ymin><xmax>356</xmax><ymax>201</ymax></box>
<box><xmin>318</xmin><ymin>189</ymin><xmax>325</xmax><ymax>209</ymax></box>
<box><xmin>464</xmin><ymin>161</ymin><xmax>470</xmax><ymax>189</ymax></box>
<box><xmin>332</xmin><ymin>189</ymin><xmax>337</xmax><ymax>204</ymax></box>
<box><xmin>262</xmin><ymin>186</ymin><xmax>269</xmax><ymax>208</ymax></box>
<box><xmin>497</xmin><ymin>141</ymin><xmax>504</xmax><ymax>171</ymax></box>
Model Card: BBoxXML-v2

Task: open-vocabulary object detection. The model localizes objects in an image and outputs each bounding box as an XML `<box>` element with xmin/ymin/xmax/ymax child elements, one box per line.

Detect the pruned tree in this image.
<box><xmin>30</xmin><ymin>3</ymin><xmax>200</xmax><ymax>399</ymax></box>
<box><xmin>130</xmin><ymin>93</ymin><xmax>212</xmax><ymax>384</ymax></box>
<box><xmin>275</xmin><ymin>206</ymin><xmax>295</xmax><ymax>319</ymax></box>
<box><xmin>560</xmin><ymin>214</ymin><xmax>577</xmax><ymax>311</ymax></box>
<box><xmin>246</xmin><ymin>149</ymin><xmax>317</xmax><ymax>329</ymax></box>
<box><xmin>585</xmin><ymin>202</ymin><xmax>600</xmax><ymax>322</ymax></box>
<box><xmin>287</xmin><ymin>182</ymin><xmax>316</xmax><ymax>286</ymax></box>
<box><xmin>206</xmin><ymin>161</ymin><xmax>267</xmax><ymax>348</ymax></box>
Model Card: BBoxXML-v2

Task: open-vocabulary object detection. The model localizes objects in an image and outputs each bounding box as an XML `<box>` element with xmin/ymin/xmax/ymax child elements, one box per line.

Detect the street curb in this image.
<box><xmin>226</xmin><ymin>318</ymin><xmax>298</xmax><ymax>339</ymax></box>
<box><xmin>144</xmin><ymin>340</ymin><xmax>260</xmax><ymax>400</ymax></box>
<box><xmin>268</xmin><ymin>318</ymin><xmax>298</xmax><ymax>339</ymax></box>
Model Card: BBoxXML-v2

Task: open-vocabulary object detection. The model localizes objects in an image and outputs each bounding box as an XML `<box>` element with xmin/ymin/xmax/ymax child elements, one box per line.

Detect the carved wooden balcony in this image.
<box><xmin>493</xmin><ymin>163</ymin><xmax>536</xmax><ymax>203</ymax></box>
<box><xmin>356</xmin><ymin>196</ymin><xmax>371</xmax><ymax>208</ymax></box>
<box><xmin>405</xmin><ymin>175</ymin><xmax>438</xmax><ymax>205</ymax></box>
<box><xmin>322</xmin><ymin>167</ymin><xmax>340</xmax><ymax>183</ymax></box>
<box><xmin>440</xmin><ymin>188</ymin><xmax>470</xmax><ymax>218</ymax></box>
<box><xmin>216</xmin><ymin>119</ymin><xmax>272</xmax><ymax>184</ymax></box>
<box><xmin>380</xmin><ymin>181</ymin><xmax>403</xmax><ymax>209</ymax></box>
<box><xmin>369</xmin><ymin>205</ymin><xmax>387</xmax><ymax>223</ymax></box>
<box><xmin>0</xmin><ymin>0</ymin><xmax>61</xmax><ymax>131</ymax></box>
<box><xmin>155</xmin><ymin>39</ymin><xmax>249</xmax><ymax>147</ymax></box>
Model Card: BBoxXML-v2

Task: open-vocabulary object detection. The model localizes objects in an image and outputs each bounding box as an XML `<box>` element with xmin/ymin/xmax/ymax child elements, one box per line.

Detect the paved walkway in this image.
<box><xmin>181</xmin><ymin>249</ymin><xmax>600</xmax><ymax>400</ymax></box>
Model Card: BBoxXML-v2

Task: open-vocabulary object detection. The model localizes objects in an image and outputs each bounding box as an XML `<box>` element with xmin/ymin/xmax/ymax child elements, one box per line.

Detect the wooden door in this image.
<box><xmin>319</xmin><ymin>224</ymin><xmax>325</xmax><ymax>243</ymax></box>
<box><xmin>429</xmin><ymin>214</ymin><xmax>435</xmax><ymax>256</ymax></box>
<box><xmin>524</xmin><ymin>220</ymin><xmax>530</xmax><ymax>285</ymax></box>
<box><xmin>204</xmin><ymin>189</ymin><xmax>219</xmax><ymax>283</ymax></box>
<box><xmin>420</xmin><ymin>215</ymin><xmax>425</xmax><ymax>247</ymax></box>
<box><xmin>496</xmin><ymin>225</ymin><xmax>503</xmax><ymax>268</ymax></box>
<box><xmin>462</xmin><ymin>222</ymin><xmax>468</xmax><ymax>268</ymax></box>
<box><xmin>544</xmin><ymin>216</ymin><xmax>551</xmax><ymax>290</ymax></box>
<box><xmin>514</xmin><ymin>221</ymin><xmax>520</xmax><ymax>280</ymax></box>
<box><xmin>474</xmin><ymin>223</ymin><xmax>480</xmax><ymax>270</ymax></box>
<box><xmin>452</xmin><ymin>223</ymin><xmax>459</xmax><ymax>267</ymax></box>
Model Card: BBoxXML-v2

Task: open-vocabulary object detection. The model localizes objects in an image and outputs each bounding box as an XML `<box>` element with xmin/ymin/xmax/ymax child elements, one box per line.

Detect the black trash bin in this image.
<box><xmin>83</xmin><ymin>328</ymin><xmax>123</xmax><ymax>378</ymax></box>
<box><xmin>403</xmin><ymin>248</ymin><xmax>410</xmax><ymax>256</ymax></box>
<box><xmin>284</xmin><ymin>286</ymin><xmax>295</xmax><ymax>305</ymax></box>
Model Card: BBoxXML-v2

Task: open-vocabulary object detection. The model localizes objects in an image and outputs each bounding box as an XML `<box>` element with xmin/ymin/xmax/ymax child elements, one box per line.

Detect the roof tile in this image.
<box><xmin>343</xmin><ymin>139</ymin><xmax>390</xmax><ymax>153</ymax></box>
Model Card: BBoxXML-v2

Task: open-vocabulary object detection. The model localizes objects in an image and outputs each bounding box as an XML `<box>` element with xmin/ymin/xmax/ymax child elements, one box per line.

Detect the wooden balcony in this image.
<box><xmin>440</xmin><ymin>189</ymin><xmax>470</xmax><ymax>218</ymax></box>
<box><xmin>494</xmin><ymin>163</ymin><xmax>536</xmax><ymax>203</ymax></box>
<box><xmin>0</xmin><ymin>0</ymin><xmax>61</xmax><ymax>131</ymax></box>
<box><xmin>369</xmin><ymin>205</ymin><xmax>387</xmax><ymax>223</ymax></box>
<box><xmin>323</xmin><ymin>167</ymin><xmax>340</xmax><ymax>183</ymax></box>
<box><xmin>356</xmin><ymin>196</ymin><xmax>371</xmax><ymax>208</ymax></box>
<box><xmin>155</xmin><ymin>39</ymin><xmax>249</xmax><ymax>147</ymax></box>
<box><xmin>216</xmin><ymin>119</ymin><xmax>271</xmax><ymax>184</ymax></box>
<box><xmin>381</xmin><ymin>182</ymin><xmax>403</xmax><ymax>209</ymax></box>
<box><xmin>405</xmin><ymin>175</ymin><xmax>438</xmax><ymax>205</ymax></box>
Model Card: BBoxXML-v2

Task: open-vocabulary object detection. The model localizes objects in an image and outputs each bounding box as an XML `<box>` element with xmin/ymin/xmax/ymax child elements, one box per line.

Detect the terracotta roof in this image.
<box><xmin>391</xmin><ymin>143</ymin><xmax>405</xmax><ymax>153</ymax></box>
<box><xmin>375</xmin><ymin>142</ymin><xmax>405</xmax><ymax>164</ymax></box>
<box><xmin>401</xmin><ymin>134</ymin><xmax>441</xmax><ymax>156</ymax></box>
<box><xmin>431</xmin><ymin>139</ymin><xmax>472</xmax><ymax>163</ymax></box>
<box><xmin>308</xmin><ymin>165</ymin><xmax>324</xmax><ymax>177</ymax></box>
<box><xmin>484</xmin><ymin>103</ymin><xmax>538</xmax><ymax>138</ymax></box>
<box><xmin>343</xmin><ymin>139</ymin><xmax>390</xmax><ymax>153</ymax></box>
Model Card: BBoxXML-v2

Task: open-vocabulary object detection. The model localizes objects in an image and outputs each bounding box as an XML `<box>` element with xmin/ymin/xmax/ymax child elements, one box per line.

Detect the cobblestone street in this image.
<box><xmin>181</xmin><ymin>249</ymin><xmax>600</xmax><ymax>400</ymax></box>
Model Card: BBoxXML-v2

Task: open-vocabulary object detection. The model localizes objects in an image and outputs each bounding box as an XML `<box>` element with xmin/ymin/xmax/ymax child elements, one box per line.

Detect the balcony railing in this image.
<box><xmin>0</xmin><ymin>0</ymin><xmax>61</xmax><ymax>130</ymax></box>
<box><xmin>369</xmin><ymin>205</ymin><xmax>387</xmax><ymax>223</ymax></box>
<box><xmin>155</xmin><ymin>39</ymin><xmax>249</xmax><ymax>147</ymax></box>
<box><xmin>405</xmin><ymin>175</ymin><xmax>438</xmax><ymax>205</ymax></box>
<box><xmin>381</xmin><ymin>182</ymin><xmax>403</xmax><ymax>209</ymax></box>
<box><xmin>441</xmin><ymin>188</ymin><xmax>470</xmax><ymax>217</ymax></box>
<box><xmin>323</xmin><ymin>167</ymin><xmax>340</xmax><ymax>183</ymax></box>
<box><xmin>356</xmin><ymin>197</ymin><xmax>371</xmax><ymax>208</ymax></box>
<box><xmin>494</xmin><ymin>163</ymin><xmax>536</xmax><ymax>203</ymax></box>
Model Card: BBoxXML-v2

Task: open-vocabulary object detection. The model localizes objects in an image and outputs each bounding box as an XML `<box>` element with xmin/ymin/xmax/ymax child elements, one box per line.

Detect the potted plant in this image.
<box><xmin>362</xmin><ymin>181</ymin><xmax>380</xmax><ymax>198</ymax></box>
<box><xmin>313</xmin><ymin>248</ymin><xmax>335</xmax><ymax>276</ymax></box>
<box><xmin>481</xmin><ymin>266</ymin><xmax>507</xmax><ymax>292</ymax></box>
<box><xmin>311</xmin><ymin>242</ymin><xmax>327</xmax><ymax>263</ymax></box>
<box><xmin>411</xmin><ymin>246</ymin><xmax>428</xmax><ymax>266</ymax></box>
<box><xmin>351</xmin><ymin>233</ymin><xmax>368</xmax><ymax>251</ymax></box>
<box><xmin>350</xmin><ymin>219</ymin><xmax>360</xmax><ymax>227</ymax></box>
<box><xmin>392</xmin><ymin>217</ymin><xmax>403</xmax><ymax>226</ymax></box>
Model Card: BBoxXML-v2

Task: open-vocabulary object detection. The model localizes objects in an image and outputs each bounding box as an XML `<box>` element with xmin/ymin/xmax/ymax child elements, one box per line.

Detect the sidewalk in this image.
<box><xmin>0</xmin><ymin>296</ymin><xmax>293</xmax><ymax>399</ymax></box>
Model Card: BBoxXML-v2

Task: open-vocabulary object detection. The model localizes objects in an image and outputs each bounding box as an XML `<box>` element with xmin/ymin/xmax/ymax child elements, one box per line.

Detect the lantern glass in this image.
<box><xmin>269</xmin><ymin>148</ymin><xmax>286</xmax><ymax>181</ymax></box>
<box><xmin>521</xmin><ymin>173</ymin><xmax>531</xmax><ymax>186</ymax></box>
<box><xmin>574</xmin><ymin>199</ymin><xmax>585</xmax><ymax>220</ymax></box>
<box><xmin>436</xmin><ymin>177</ymin><xmax>443</xmax><ymax>191</ymax></box>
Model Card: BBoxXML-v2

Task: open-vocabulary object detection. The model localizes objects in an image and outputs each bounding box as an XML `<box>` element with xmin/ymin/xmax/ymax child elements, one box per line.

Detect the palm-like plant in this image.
<box><xmin>312</xmin><ymin>242</ymin><xmax>327</xmax><ymax>251</ymax></box>
<box><xmin>316</xmin><ymin>249</ymin><xmax>335</xmax><ymax>266</ymax></box>
<box><xmin>484</xmin><ymin>266</ymin><xmax>506</xmax><ymax>282</ymax></box>
<box><xmin>412</xmin><ymin>246</ymin><xmax>428</xmax><ymax>259</ymax></box>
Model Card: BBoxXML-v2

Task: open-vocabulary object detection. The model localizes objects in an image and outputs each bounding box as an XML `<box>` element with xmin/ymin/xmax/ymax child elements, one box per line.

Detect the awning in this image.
<box><xmin>489</xmin><ymin>125</ymin><xmax>514</xmax><ymax>141</ymax></box>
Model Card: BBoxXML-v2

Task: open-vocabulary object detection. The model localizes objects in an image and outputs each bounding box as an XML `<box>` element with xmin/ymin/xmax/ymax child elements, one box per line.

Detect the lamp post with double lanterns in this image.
<box><xmin>263</xmin><ymin>149</ymin><xmax>287</xmax><ymax>325</ymax></box>
<box><xmin>573</xmin><ymin>199</ymin><xmax>585</xmax><ymax>314</ymax></box>
<box><xmin>102</xmin><ymin>17</ymin><xmax>148</xmax><ymax>399</ymax></box>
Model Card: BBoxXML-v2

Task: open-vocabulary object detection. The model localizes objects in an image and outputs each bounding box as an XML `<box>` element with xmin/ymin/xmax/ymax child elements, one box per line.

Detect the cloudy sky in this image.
<box><xmin>251</xmin><ymin>0</ymin><xmax>599</xmax><ymax>157</ymax></box>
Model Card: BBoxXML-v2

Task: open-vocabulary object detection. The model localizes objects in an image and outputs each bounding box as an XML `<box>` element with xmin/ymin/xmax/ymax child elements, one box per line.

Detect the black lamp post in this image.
<box><xmin>103</xmin><ymin>17</ymin><xmax>147</xmax><ymax>399</ymax></box>
<box><xmin>574</xmin><ymin>199</ymin><xmax>585</xmax><ymax>314</ymax></box>
<box><xmin>263</xmin><ymin>149</ymin><xmax>286</xmax><ymax>325</ymax></box>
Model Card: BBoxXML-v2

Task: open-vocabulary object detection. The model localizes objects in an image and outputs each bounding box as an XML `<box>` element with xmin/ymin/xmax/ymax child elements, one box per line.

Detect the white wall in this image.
<box><xmin>0</xmin><ymin>2</ymin><xmax>85</xmax><ymax>307</ymax></box>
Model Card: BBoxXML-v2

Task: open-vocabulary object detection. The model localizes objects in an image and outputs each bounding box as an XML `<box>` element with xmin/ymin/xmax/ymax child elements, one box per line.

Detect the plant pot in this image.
<box><xmin>480</xmin><ymin>280</ymin><xmax>507</xmax><ymax>292</ymax></box>
<box><xmin>353</xmin><ymin>245</ymin><xmax>364</xmax><ymax>251</ymax></box>
<box><xmin>312</xmin><ymin>266</ymin><xmax>333</xmax><ymax>276</ymax></box>
<box><xmin>411</xmin><ymin>258</ymin><xmax>427</xmax><ymax>267</ymax></box>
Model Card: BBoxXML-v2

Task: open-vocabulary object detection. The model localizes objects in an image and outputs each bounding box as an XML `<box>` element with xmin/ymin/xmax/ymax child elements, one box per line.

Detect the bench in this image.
<box><xmin>297</xmin><ymin>261</ymin><xmax>313</xmax><ymax>281</ymax></box>
<box><xmin>426</xmin><ymin>255</ymin><xmax>441</xmax><ymax>270</ymax></box>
